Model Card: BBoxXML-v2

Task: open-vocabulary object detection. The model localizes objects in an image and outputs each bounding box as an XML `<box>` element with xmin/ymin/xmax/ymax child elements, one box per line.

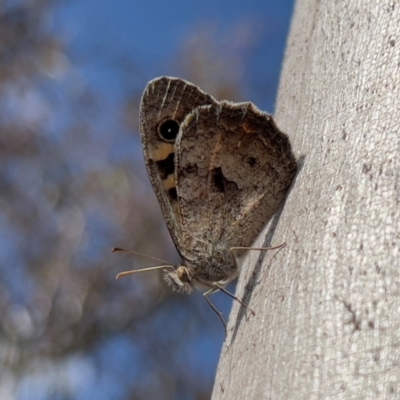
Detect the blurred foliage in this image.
<box><xmin>0</xmin><ymin>1</ymin><xmax>262</xmax><ymax>399</ymax></box>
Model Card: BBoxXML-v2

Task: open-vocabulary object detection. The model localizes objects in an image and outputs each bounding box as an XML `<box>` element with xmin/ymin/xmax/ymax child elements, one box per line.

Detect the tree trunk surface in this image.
<box><xmin>212</xmin><ymin>1</ymin><xmax>400</xmax><ymax>399</ymax></box>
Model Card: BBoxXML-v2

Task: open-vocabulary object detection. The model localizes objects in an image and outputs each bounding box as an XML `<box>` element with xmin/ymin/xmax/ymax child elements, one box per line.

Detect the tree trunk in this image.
<box><xmin>212</xmin><ymin>1</ymin><xmax>400</xmax><ymax>399</ymax></box>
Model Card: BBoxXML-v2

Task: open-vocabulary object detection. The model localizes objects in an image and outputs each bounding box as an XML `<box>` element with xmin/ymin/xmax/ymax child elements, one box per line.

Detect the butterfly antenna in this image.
<box><xmin>116</xmin><ymin>265</ymin><xmax>175</xmax><ymax>280</ymax></box>
<box><xmin>112</xmin><ymin>247</ymin><xmax>175</xmax><ymax>280</ymax></box>
<box><xmin>112</xmin><ymin>247</ymin><xmax>171</xmax><ymax>265</ymax></box>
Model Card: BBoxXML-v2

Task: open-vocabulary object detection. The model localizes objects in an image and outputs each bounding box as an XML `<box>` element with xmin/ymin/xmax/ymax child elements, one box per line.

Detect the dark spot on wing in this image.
<box><xmin>156</xmin><ymin>152</ymin><xmax>175</xmax><ymax>180</ymax></box>
<box><xmin>158</xmin><ymin>119</ymin><xmax>180</xmax><ymax>141</ymax></box>
<box><xmin>168</xmin><ymin>187</ymin><xmax>178</xmax><ymax>200</ymax></box>
<box><xmin>211</xmin><ymin>167</ymin><xmax>238</xmax><ymax>193</ymax></box>
<box><xmin>244</xmin><ymin>155</ymin><xmax>258</xmax><ymax>168</ymax></box>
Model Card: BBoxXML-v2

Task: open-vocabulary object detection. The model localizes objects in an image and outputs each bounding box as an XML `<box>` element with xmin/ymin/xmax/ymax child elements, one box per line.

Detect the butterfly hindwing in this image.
<box><xmin>175</xmin><ymin>101</ymin><xmax>297</xmax><ymax>251</ymax></box>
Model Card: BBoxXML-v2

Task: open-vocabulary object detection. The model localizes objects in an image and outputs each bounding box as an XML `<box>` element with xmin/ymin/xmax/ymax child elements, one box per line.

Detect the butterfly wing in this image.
<box><xmin>140</xmin><ymin>77</ymin><xmax>217</xmax><ymax>253</ymax></box>
<box><xmin>175</xmin><ymin>101</ymin><xmax>297</xmax><ymax>252</ymax></box>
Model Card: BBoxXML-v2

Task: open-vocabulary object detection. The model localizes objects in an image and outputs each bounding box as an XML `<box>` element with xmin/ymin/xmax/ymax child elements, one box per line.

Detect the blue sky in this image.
<box><xmin>53</xmin><ymin>0</ymin><xmax>294</xmax><ymax>109</ymax></box>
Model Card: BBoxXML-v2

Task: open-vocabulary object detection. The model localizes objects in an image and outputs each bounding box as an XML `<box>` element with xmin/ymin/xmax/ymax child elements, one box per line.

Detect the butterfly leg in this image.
<box><xmin>230</xmin><ymin>242</ymin><xmax>286</xmax><ymax>254</ymax></box>
<box><xmin>211</xmin><ymin>283</ymin><xmax>255</xmax><ymax>316</ymax></box>
<box><xmin>203</xmin><ymin>292</ymin><xmax>227</xmax><ymax>335</ymax></box>
<box><xmin>203</xmin><ymin>279</ymin><xmax>255</xmax><ymax>330</ymax></box>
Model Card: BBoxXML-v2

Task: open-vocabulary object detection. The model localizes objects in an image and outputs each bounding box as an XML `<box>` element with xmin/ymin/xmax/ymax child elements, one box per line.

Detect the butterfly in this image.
<box><xmin>115</xmin><ymin>77</ymin><xmax>297</xmax><ymax>325</ymax></box>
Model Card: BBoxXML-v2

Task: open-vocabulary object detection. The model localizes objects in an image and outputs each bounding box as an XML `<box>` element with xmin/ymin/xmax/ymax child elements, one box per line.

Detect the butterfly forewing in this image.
<box><xmin>139</xmin><ymin>77</ymin><xmax>216</xmax><ymax>253</ymax></box>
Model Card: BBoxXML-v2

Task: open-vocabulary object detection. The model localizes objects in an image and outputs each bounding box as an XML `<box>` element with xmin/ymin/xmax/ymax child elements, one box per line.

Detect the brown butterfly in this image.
<box><xmin>115</xmin><ymin>77</ymin><xmax>297</xmax><ymax>326</ymax></box>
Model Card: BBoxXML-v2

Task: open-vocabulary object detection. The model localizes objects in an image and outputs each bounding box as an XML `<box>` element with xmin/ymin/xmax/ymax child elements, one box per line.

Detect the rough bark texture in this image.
<box><xmin>212</xmin><ymin>1</ymin><xmax>400</xmax><ymax>399</ymax></box>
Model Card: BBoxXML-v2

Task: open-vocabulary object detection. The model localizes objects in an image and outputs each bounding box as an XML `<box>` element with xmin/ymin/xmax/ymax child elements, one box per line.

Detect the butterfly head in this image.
<box><xmin>163</xmin><ymin>266</ymin><xmax>194</xmax><ymax>294</ymax></box>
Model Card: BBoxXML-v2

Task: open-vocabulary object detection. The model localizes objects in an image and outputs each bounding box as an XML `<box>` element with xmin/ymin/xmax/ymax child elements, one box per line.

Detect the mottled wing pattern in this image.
<box><xmin>175</xmin><ymin>101</ymin><xmax>297</xmax><ymax>252</ymax></box>
<box><xmin>139</xmin><ymin>77</ymin><xmax>216</xmax><ymax>253</ymax></box>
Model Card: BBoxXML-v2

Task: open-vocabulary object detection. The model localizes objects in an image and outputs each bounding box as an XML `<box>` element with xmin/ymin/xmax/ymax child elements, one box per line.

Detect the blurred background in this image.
<box><xmin>0</xmin><ymin>0</ymin><xmax>294</xmax><ymax>399</ymax></box>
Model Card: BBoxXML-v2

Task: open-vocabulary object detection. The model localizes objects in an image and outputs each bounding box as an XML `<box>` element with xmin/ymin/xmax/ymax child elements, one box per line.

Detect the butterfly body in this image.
<box><xmin>166</xmin><ymin>242</ymin><xmax>239</xmax><ymax>294</ymax></box>
<box><xmin>140</xmin><ymin>77</ymin><xmax>297</xmax><ymax>295</ymax></box>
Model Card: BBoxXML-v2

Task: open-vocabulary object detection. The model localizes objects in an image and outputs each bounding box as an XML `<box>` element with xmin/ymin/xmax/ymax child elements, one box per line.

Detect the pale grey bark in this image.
<box><xmin>212</xmin><ymin>1</ymin><xmax>400</xmax><ymax>399</ymax></box>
